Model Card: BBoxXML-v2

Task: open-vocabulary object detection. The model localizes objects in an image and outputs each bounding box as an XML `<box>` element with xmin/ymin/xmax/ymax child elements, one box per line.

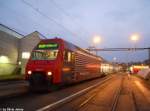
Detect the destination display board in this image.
<box><xmin>37</xmin><ymin>43</ymin><xmax>59</xmax><ymax>49</ymax></box>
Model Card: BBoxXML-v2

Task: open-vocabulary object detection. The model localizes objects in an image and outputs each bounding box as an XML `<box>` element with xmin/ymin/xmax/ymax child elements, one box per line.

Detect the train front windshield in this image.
<box><xmin>31</xmin><ymin>43</ymin><xmax>59</xmax><ymax>60</ymax></box>
<box><xmin>31</xmin><ymin>50</ymin><xmax>58</xmax><ymax>60</ymax></box>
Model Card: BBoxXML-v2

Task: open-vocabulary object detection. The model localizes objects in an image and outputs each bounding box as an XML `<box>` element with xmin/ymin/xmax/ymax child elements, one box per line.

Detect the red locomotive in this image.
<box><xmin>25</xmin><ymin>38</ymin><xmax>102</xmax><ymax>90</ymax></box>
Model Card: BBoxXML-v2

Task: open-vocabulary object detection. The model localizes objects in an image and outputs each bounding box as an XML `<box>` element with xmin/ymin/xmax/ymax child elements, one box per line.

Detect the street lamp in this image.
<box><xmin>130</xmin><ymin>33</ymin><xmax>140</xmax><ymax>51</ymax></box>
<box><xmin>93</xmin><ymin>35</ymin><xmax>101</xmax><ymax>44</ymax></box>
<box><xmin>130</xmin><ymin>33</ymin><xmax>140</xmax><ymax>43</ymax></box>
<box><xmin>130</xmin><ymin>33</ymin><xmax>140</xmax><ymax>46</ymax></box>
<box><xmin>92</xmin><ymin>35</ymin><xmax>102</xmax><ymax>55</ymax></box>
<box><xmin>113</xmin><ymin>57</ymin><xmax>117</xmax><ymax>61</ymax></box>
<box><xmin>113</xmin><ymin>57</ymin><xmax>117</xmax><ymax>72</ymax></box>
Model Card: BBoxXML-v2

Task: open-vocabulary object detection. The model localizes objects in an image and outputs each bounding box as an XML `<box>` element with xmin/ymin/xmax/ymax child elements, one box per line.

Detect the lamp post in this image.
<box><xmin>92</xmin><ymin>35</ymin><xmax>102</xmax><ymax>55</ymax></box>
<box><xmin>113</xmin><ymin>57</ymin><xmax>117</xmax><ymax>62</ymax></box>
<box><xmin>129</xmin><ymin>33</ymin><xmax>140</xmax><ymax>69</ymax></box>
<box><xmin>113</xmin><ymin>57</ymin><xmax>117</xmax><ymax>72</ymax></box>
<box><xmin>130</xmin><ymin>33</ymin><xmax>140</xmax><ymax>50</ymax></box>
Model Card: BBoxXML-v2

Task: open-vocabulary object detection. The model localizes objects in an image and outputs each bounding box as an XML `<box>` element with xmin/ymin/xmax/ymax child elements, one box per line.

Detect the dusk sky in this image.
<box><xmin>0</xmin><ymin>0</ymin><xmax>150</xmax><ymax>62</ymax></box>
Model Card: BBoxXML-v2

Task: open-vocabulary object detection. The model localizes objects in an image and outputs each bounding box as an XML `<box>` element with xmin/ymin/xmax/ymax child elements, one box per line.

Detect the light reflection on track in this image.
<box><xmin>134</xmin><ymin>80</ymin><xmax>150</xmax><ymax>103</ymax></box>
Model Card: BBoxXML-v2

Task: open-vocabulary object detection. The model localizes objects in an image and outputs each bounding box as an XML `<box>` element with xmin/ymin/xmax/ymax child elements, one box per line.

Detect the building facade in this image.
<box><xmin>0</xmin><ymin>24</ymin><xmax>46</xmax><ymax>75</ymax></box>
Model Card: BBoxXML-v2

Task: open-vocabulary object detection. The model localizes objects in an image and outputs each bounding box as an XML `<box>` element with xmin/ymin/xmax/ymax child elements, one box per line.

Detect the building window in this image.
<box><xmin>22</xmin><ymin>52</ymin><xmax>30</xmax><ymax>59</ymax></box>
<box><xmin>0</xmin><ymin>55</ymin><xmax>9</xmax><ymax>63</ymax></box>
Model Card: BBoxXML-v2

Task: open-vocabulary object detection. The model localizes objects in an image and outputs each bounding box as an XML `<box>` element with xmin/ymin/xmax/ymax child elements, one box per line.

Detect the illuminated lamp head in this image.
<box><xmin>47</xmin><ymin>71</ymin><xmax>52</xmax><ymax>76</ymax></box>
<box><xmin>27</xmin><ymin>70</ymin><xmax>32</xmax><ymax>75</ymax></box>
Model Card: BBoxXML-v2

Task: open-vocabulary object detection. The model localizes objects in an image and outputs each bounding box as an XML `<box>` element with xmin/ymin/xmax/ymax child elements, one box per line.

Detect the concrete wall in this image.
<box><xmin>0</xmin><ymin>30</ymin><xmax>19</xmax><ymax>75</ymax></box>
<box><xmin>19</xmin><ymin>32</ymin><xmax>41</xmax><ymax>74</ymax></box>
<box><xmin>0</xmin><ymin>25</ymin><xmax>42</xmax><ymax>75</ymax></box>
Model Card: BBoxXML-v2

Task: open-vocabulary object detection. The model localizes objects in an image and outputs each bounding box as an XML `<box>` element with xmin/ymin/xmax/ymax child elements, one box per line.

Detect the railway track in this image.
<box><xmin>2</xmin><ymin>74</ymin><xmax>150</xmax><ymax>111</ymax></box>
<box><xmin>110</xmin><ymin>75</ymin><xmax>137</xmax><ymax>111</ymax></box>
<box><xmin>37</xmin><ymin>75</ymin><xmax>114</xmax><ymax>111</ymax></box>
<box><xmin>131</xmin><ymin>91</ymin><xmax>139</xmax><ymax>111</ymax></box>
<box><xmin>110</xmin><ymin>76</ymin><xmax>123</xmax><ymax>111</ymax></box>
<box><xmin>54</xmin><ymin>74</ymin><xmax>138</xmax><ymax>111</ymax></box>
<box><xmin>130</xmin><ymin>76</ymin><xmax>150</xmax><ymax>111</ymax></box>
<box><xmin>51</xmin><ymin>75</ymin><xmax>123</xmax><ymax>111</ymax></box>
<box><xmin>76</xmin><ymin>76</ymin><xmax>115</xmax><ymax>111</ymax></box>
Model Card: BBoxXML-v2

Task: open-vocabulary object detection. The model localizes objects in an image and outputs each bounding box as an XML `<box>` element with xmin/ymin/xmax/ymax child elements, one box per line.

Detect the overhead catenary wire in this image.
<box><xmin>50</xmin><ymin>0</ymin><xmax>90</xmax><ymax>34</ymax></box>
<box><xmin>0</xmin><ymin>4</ymin><xmax>52</xmax><ymax>37</ymax></box>
<box><xmin>87</xmin><ymin>47</ymin><xmax>150</xmax><ymax>51</ymax></box>
<box><xmin>22</xmin><ymin>0</ymin><xmax>89</xmax><ymax>45</ymax></box>
<box><xmin>50</xmin><ymin>0</ymin><xmax>90</xmax><ymax>44</ymax></box>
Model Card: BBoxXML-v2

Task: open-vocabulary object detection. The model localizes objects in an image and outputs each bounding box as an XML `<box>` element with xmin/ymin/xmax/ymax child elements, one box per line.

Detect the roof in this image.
<box><xmin>0</xmin><ymin>24</ymin><xmax>24</xmax><ymax>38</ymax></box>
<box><xmin>22</xmin><ymin>31</ymin><xmax>47</xmax><ymax>39</ymax></box>
<box><xmin>0</xmin><ymin>24</ymin><xmax>47</xmax><ymax>39</ymax></box>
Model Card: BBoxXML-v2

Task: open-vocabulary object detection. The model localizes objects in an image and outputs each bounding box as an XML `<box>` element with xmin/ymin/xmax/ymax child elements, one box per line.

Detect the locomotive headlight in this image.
<box><xmin>27</xmin><ymin>70</ymin><xmax>32</xmax><ymax>75</ymax></box>
<box><xmin>47</xmin><ymin>71</ymin><xmax>52</xmax><ymax>76</ymax></box>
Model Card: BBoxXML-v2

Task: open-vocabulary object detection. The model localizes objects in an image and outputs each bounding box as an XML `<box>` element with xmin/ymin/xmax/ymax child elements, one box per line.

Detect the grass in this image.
<box><xmin>0</xmin><ymin>74</ymin><xmax>24</xmax><ymax>82</ymax></box>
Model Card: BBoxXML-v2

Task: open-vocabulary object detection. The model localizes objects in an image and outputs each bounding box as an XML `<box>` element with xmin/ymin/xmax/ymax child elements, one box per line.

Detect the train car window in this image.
<box><xmin>68</xmin><ymin>52</ymin><xmax>71</xmax><ymax>62</ymax></box>
<box><xmin>64</xmin><ymin>51</ymin><xmax>68</xmax><ymax>62</ymax></box>
<box><xmin>71</xmin><ymin>52</ymin><xmax>75</xmax><ymax>62</ymax></box>
<box><xmin>64</xmin><ymin>51</ymin><xmax>73</xmax><ymax>63</ymax></box>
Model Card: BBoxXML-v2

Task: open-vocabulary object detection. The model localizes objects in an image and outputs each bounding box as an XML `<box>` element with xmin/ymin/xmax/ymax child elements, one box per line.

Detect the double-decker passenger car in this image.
<box><xmin>25</xmin><ymin>38</ymin><xmax>102</xmax><ymax>90</ymax></box>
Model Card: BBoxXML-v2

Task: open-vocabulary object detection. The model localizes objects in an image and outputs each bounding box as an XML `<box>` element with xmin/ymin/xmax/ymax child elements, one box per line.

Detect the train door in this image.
<box><xmin>62</xmin><ymin>50</ymin><xmax>75</xmax><ymax>83</ymax></box>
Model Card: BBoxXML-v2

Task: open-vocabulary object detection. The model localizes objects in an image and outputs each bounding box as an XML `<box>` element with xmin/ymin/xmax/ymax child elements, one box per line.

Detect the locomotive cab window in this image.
<box><xmin>31</xmin><ymin>43</ymin><xmax>59</xmax><ymax>60</ymax></box>
<box><xmin>31</xmin><ymin>50</ymin><xmax>58</xmax><ymax>60</ymax></box>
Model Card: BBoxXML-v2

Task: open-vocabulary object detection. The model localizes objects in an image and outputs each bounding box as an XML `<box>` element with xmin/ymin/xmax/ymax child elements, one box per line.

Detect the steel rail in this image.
<box><xmin>110</xmin><ymin>76</ymin><xmax>123</xmax><ymax>111</ymax></box>
<box><xmin>76</xmin><ymin>78</ymin><xmax>113</xmax><ymax>110</ymax></box>
<box><xmin>37</xmin><ymin>76</ymin><xmax>114</xmax><ymax>111</ymax></box>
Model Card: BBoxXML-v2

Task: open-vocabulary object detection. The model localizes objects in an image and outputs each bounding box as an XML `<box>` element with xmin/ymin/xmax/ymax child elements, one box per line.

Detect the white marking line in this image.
<box><xmin>37</xmin><ymin>77</ymin><xmax>111</xmax><ymax>111</ymax></box>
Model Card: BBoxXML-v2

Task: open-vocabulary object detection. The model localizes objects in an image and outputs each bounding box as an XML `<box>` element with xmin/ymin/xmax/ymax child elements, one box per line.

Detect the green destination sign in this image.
<box><xmin>38</xmin><ymin>43</ymin><xmax>58</xmax><ymax>49</ymax></box>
